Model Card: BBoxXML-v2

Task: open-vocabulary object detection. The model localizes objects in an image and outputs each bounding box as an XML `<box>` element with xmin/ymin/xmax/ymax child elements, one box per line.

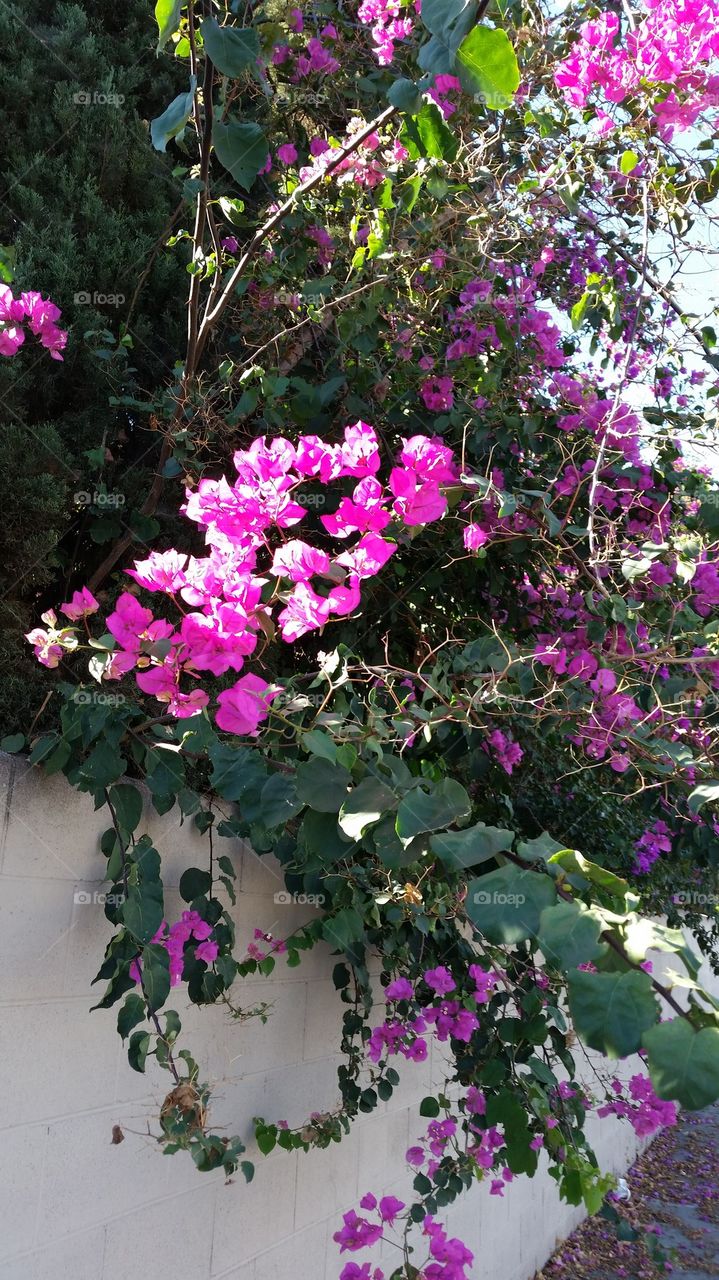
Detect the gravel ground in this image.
<box><xmin>534</xmin><ymin>1105</ymin><xmax>719</xmax><ymax>1280</ymax></box>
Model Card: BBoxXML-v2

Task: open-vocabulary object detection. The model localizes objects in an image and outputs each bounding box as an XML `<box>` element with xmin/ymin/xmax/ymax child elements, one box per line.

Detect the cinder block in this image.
<box><xmin>0</xmin><ymin>1228</ymin><xmax>106</xmax><ymax>1280</ymax></box>
<box><xmin>37</xmin><ymin>1109</ymin><xmax>209</xmax><ymax>1241</ymax></box>
<box><xmin>253</xmin><ymin>1219</ymin><xmax>328</xmax><ymax>1280</ymax></box>
<box><xmin>259</xmin><ymin>1057</ymin><xmax>342</xmax><ymax>1133</ymax></box>
<box><xmin>302</xmin><ymin>979</ymin><xmax>345</xmax><ymax>1063</ymax></box>
<box><xmin>293</xmin><ymin>1131</ymin><xmax>359</xmax><ymax>1232</ymax></box>
<box><xmin>236</xmin><ymin>846</ymin><xmax>285</xmax><ymax>897</ymax></box>
<box><xmin>210</xmin><ymin>1152</ymin><xmax>297</xmax><ymax>1274</ymax></box>
<box><xmin>0</xmin><ymin>1001</ymin><xmax>120</xmax><ymax>1130</ymax></box>
<box><xmin>103</xmin><ymin>1183</ymin><xmax>216</xmax><ymax>1280</ymax></box>
<box><xmin>0</xmin><ymin>877</ymin><xmax>74</xmax><ymax>1002</ymax></box>
<box><xmin>0</xmin><ymin>1123</ymin><xmax>46</xmax><ymax>1260</ymax></box>
<box><xmin>210</xmin><ymin>1264</ymin><xmax>255</xmax><ymax>1280</ymax></box>
<box><xmin>357</xmin><ymin>1108</ymin><xmax>411</xmax><ymax>1197</ymax></box>
<box><xmin>1</xmin><ymin>759</ymin><xmax>106</xmax><ymax>880</ymax></box>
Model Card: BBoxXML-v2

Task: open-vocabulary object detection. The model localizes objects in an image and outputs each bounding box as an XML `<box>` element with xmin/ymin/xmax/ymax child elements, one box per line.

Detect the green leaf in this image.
<box><xmin>421</xmin><ymin>0</ymin><xmax>476</xmax><ymax>38</ymax></box>
<box><xmin>400</xmin><ymin>103</ymin><xmax>459</xmax><ymax>162</ymax></box>
<box><xmin>643</xmin><ymin>1019</ymin><xmax>719</xmax><ymax>1109</ymax></box>
<box><xmin>141</xmin><ymin>943</ymin><xmax>172</xmax><ymax>1013</ymax></box>
<box><xmin>0</xmin><ymin>733</ymin><xmax>25</xmax><ymax>753</ymax></box>
<box><xmin>301</xmin><ymin>729</ymin><xmax>338</xmax><ymax>763</ymax></box>
<box><xmin>622</xmin><ymin>917</ymin><xmax>700</xmax><ymax>978</ymax></box>
<box><xmin>338</xmin><ymin>777</ymin><xmax>397</xmax><ymax>841</ymax></box>
<box><xmin>456</xmin><ymin>26</ymin><xmax>520</xmax><ymax>107</ymax></box>
<box><xmin>151</xmin><ymin>78</ymin><xmax>196</xmax><ymax>152</ymax></box>
<box><xmin>213</xmin><ymin>120</ymin><xmax>269</xmax><ymax>190</ymax></box>
<box><xmin>108</xmin><ymin>783</ymin><xmax>143</xmax><ymax>836</ymax></box>
<box><xmin>430</xmin><ymin>821</ymin><xmax>514</xmax><ymax>871</ymax></box>
<box><xmin>323</xmin><ymin>907</ymin><xmax>365</xmax><ymax>955</ymax></box>
<box><xmin>486</xmin><ymin>1091</ymin><xmax>537</xmax><ymax>1175</ymax></box>
<box><xmin>300</xmin><ymin>809</ymin><xmax>354</xmax><ymax>863</ymax></box>
<box><xmin>419</xmin><ymin>1095</ymin><xmax>440</xmax><ymax>1117</ymax></box>
<box><xmin>621</xmin><ymin>556</ymin><xmax>653</xmax><ymax>581</ymax></box>
<box><xmin>155</xmin><ymin>0</ymin><xmax>182</xmax><ymax>54</ymax></box>
<box><xmin>128</xmin><ymin>1029</ymin><xmax>151</xmax><ymax>1073</ymax></box>
<box><xmin>571</xmin><ymin>292</ymin><xmax>590</xmax><ymax>331</ymax></box>
<box><xmin>548</xmin><ymin>849</ymin><xmax>631</xmax><ymax>902</ymax></box>
<box><xmin>260</xmin><ymin>774</ymin><xmax>303</xmax><ymax>828</ymax></box>
<box><xmin>387</xmin><ymin>78</ymin><xmax>423</xmax><ymax>114</ymax></box>
<box><xmin>79</xmin><ymin>740</ymin><xmax>127</xmax><ymax>789</ymax></box>
<box><xmin>117</xmin><ymin>993</ymin><xmax>146</xmax><ymax>1040</ymax></box>
<box><xmin>295</xmin><ymin>758</ymin><xmax>352</xmax><ymax>812</ymax></box>
<box><xmin>419</xmin><ymin>0</ymin><xmax>477</xmax><ymax>72</ymax></box>
<box><xmin>179</xmin><ymin>867</ymin><xmax>212</xmax><ymax>902</ymax></box>
<box><xmin>620</xmin><ymin>149</ymin><xmax>639</xmax><ymax>174</ymax></box>
<box><xmin>122</xmin><ymin>883</ymin><xmax>164</xmax><ymax>945</ymax></box>
<box><xmin>688</xmin><ymin>781</ymin><xmax>719</xmax><ymax>813</ymax></box>
<box><xmin>256</xmin><ymin>1125</ymin><xmax>277</xmax><ymax>1156</ymax></box>
<box><xmin>200</xmin><ymin>18</ymin><xmax>259</xmax><ymax>76</ymax></box>
<box><xmin>568</xmin><ymin>970</ymin><xmax>658</xmax><ymax>1058</ymax></box>
<box><xmin>396</xmin><ymin>778</ymin><xmax>471</xmax><ymax>841</ymax></box>
<box><xmin>517</xmin><ymin>832</ymin><xmax>569</xmax><ymax>862</ymax></box>
<box><xmin>467</xmin><ymin>864</ymin><xmax>556</xmax><ymax>943</ymax></box>
<box><xmin>537</xmin><ymin>901</ymin><xmax>606</xmax><ymax>972</ymax></box>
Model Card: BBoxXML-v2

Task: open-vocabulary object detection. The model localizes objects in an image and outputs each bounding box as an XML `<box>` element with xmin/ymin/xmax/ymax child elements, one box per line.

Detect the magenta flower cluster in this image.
<box><xmin>334</xmin><ymin>1195</ymin><xmax>475</xmax><ymax>1280</ymax></box>
<box><xmin>130</xmin><ymin>910</ymin><xmax>217</xmax><ymax>987</ymax></box>
<box><xmin>357</xmin><ymin>0</ymin><xmax>417</xmax><ymax>66</ymax></box>
<box><xmin>632</xmin><ymin>820</ymin><xmax>673</xmax><ymax>874</ymax></box>
<box><xmin>597</xmin><ymin>1072</ymin><xmax>678</xmax><ymax>1136</ymax></box>
<box><xmin>367</xmin><ymin>965</ymin><xmax>497</xmax><ymax>1063</ymax></box>
<box><xmin>0</xmin><ymin>285</ymin><xmax>67</xmax><ymax>360</ymax></box>
<box><xmin>554</xmin><ymin>0</ymin><xmax>719</xmax><ymax>137</ymax></box>
<box><xmin>28</xmin><ymin>426</ymin><xmax>462</xmax><ymax>733</ymax></box>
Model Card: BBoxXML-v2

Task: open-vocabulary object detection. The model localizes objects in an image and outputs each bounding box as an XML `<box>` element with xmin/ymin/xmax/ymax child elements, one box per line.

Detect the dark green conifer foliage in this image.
<box><xmin>0</xmin><ymin>1</ymin><xmax>185</xmax><ymax>732</ymax></box>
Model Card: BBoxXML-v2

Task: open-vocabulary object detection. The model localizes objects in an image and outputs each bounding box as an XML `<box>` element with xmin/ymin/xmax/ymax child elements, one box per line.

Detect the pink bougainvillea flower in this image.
<box><xmin>215</xmin><ymin>673</ymin><xmax>278</xmax><ymax>735</ymax></box>
<box><xmin>60</xmin><ymin>587</ymin><xmax>99</xmax><ymax>621</ymax></box>
<box><xmin>277</xmin><ymin>582</ymin><xmax>331</xmax><ymax>641</ymax></box>
<box><xmin>333</xmin><ymin>1209</ymin><xmax>383</xmax><ymax>1253</ymax></box>
<box><xmin>385</xmin><ymin>976</ymin><xmax>414</xmax><ymax>1001</ymax></box>
<box><xmin>339</xmin><ymin>421</ymin><xmax>381</xmax><ymax>477</ymax></box>
<box><xmin>127</xmin><ymin>550</ymin><xmax>188</xmax><ymax>594</ymax></box>
<box><xmin>378</xmin><ymin>1195</ymin><xmax>405</xmax><ymax>1223</ymax></box>
<box><xmin>336</xmin><ymin>533</ymin><xmax>395</xmax><ymax>579</ymax></box>
<box><xmin>276</xmin><ymin>142</ymin><xmax>299</xmax><ymax>166</ymax></box>
<box><xmin>195</xmin><ymin>939</ymin><xmax>219</xmax><ymax>965</ymax></box>
<box><xmin>423</xmin><ymin>966</ymin><xmax>455</xmax><ymax>995</ymax></box>
<box><xmin>106</xmin><ymin>592</ymin><xmax>156</xmax><ymax>653</ymax></box>
<box><xmin>270</xmin><ymin>540</ymin><xmax>331</xmax><ymax>582</ymax></box>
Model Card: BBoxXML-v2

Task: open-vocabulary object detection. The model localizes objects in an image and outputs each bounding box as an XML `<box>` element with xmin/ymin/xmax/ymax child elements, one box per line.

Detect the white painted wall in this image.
<box><xmin>0</xmin><ymin>751</ymin><xmax>712</xmax><ymax>1280</ymax></box>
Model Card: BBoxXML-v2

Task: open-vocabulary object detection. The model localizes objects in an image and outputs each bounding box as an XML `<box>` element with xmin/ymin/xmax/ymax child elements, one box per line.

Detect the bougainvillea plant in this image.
<box><xmin>8</xmin><ymin>0</ymin><xmax>719</xmax><ymax>1274</ymax></box>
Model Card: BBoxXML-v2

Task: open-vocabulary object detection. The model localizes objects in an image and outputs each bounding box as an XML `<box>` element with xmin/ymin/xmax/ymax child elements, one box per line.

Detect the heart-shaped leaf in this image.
<box><xmin>643</xmin><ymin>1018</ymin><xmax>719</xmax><ymax>1109</ymax></box>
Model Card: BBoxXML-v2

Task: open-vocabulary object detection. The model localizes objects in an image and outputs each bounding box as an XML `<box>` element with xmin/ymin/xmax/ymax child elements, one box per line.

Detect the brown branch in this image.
<box><xmin>88</xmin><ymin>98</ymin><xmax>398</xmax><ymax>592</ymax></box>
<box><xmin>194</xmin><ymin>105</ymin><xmax>398</xmax><ymax>364</ymax></box>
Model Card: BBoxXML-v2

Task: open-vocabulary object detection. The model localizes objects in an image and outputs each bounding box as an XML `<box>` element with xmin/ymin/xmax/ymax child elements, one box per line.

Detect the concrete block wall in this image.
<box><xmin>0</xmin><ymin>751</ymin><xmax>712</xmax><ymax>1280</ymax></box>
